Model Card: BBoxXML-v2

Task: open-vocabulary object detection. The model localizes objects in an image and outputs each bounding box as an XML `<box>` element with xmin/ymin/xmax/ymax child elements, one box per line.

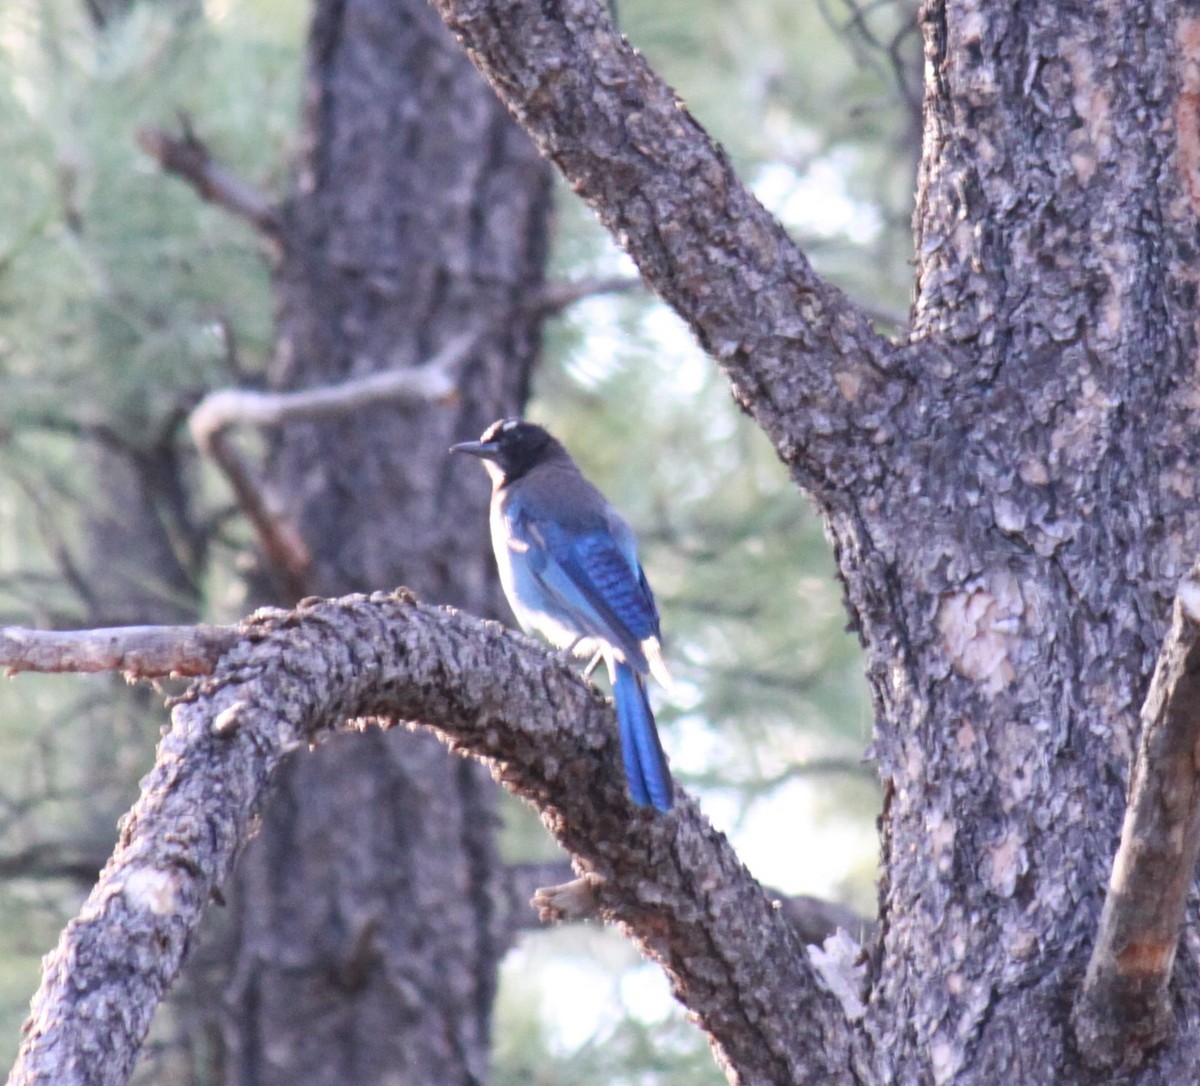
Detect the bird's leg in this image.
<box><xmin>550</xmin><ymin>636</ymin><xmax>585</xmax><ymax>671</ymax></box>
<box><xmin>556</xmin><ymin>637</ymin><xmax>604</xmax><ymax>682</ymax></box>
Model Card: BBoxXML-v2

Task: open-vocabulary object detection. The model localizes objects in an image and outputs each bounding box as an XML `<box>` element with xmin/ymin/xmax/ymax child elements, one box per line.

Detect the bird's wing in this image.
<box><xmin>603</xmin><ymin>509</ymin><xmax>672</xmax><ymax>687</ymax></box>
<box><xmin>512</xmin><ymin>511</ymin><xmax>655</xmax><ymax>669</ymax></box>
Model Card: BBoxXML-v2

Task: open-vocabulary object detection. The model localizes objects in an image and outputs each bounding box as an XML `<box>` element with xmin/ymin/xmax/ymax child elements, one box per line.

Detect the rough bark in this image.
<box><xmin>861</xmin><ymin>5</ymin><xmax>1200</xmax><ymax>1081</ymax></box>
<box><xmin>425</xmin><ymin>0</ymin><xmax>1200</xmax><ymax>1081</ymax></box>
<box><xmin>6</xmin><ymin>595</ymin><xmax>854</xmax><ymax>1086</ymax></box>
<box><xmin>201</xmin><ymin>0</ymin><xmax>554</xmax><ymax>1083</ymax></box>
<box><xmin>431</xmin><ymin>0</ymin><xmax>902</xmax><ymax>499</ymax></box>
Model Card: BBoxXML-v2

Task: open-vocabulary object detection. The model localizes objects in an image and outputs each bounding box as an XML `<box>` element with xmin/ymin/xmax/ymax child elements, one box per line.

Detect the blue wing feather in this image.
<box><xmin>508</xmin><ymin>501</ymin><xmax>657</xmax><ymax>665</ymax></box>
<box><xmin>551</xmin><ymin>533</ymin><xmax>658</xmax><ymax>658</ymax></box>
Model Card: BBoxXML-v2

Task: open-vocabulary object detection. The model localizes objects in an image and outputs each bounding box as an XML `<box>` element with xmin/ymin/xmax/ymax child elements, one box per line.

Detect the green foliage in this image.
<box><xmin>0</xmin><ymin>0</ymin><xmax>296</xmax><ymax>434</ymax></box>
<box><xmin>0</xmin><ymin>0</ymin><xmax>301</xmax><ymax>628</ymax></box>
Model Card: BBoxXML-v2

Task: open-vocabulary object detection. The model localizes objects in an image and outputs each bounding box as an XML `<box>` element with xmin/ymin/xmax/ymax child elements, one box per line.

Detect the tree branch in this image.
<box><xmin>0</xmin><ymin>843</ymin><xmax>109</xmax><ymax>884</ymax></box>
<box><xmin>524</xmin><ymin>275</ymin><xmax>643</xmax><ymax>316</ymax></box>
<box><xmin>779</xmin><ymin>892</ymin><xmax>876</xmax><ymax>948</ymax></box>
<box><xmin>187</xmin><ymin>330</ymin><xmax>478</xmax><ymax>600</ymax></box>
<box><xmin>7</xmin><ymin>594</ymin><xmax>856</xmax><ymax>1086</ymax></box>
<box><xmin>1072</xmin><ymin>566</ymin><xmax>1200</xmax><ymax>1068</ymax></box>
<box><xmin>430</xmin><ymin>0</ymin><xmax>903</xmax><ymax>495</ymax></box>
<box><xmin>0</xmin><ymin>624</ymin><xmax>238</xmax><ymax>677</ymax></box>
<box><xmin>187</xmin><ymin>333</ymin><xmax>470</xmax><ymax>446</ymax></box>
<box><xmin>502</xmin><ymin>858</ymin><xmax>577</xmax><ymax>932</ymax></box>
<box><xmin>192</xmin><ymin>426</ymin><xmax>313</xmax><ymax>601</ymax></box>
<box><xmin>11</xmin><ymin>475</ymin><xmax>99</xmax><ymax>620</ymax></box>
<box><xmin>136</xmin><ymin>120</ymin><xmax>283</xmax><ymax>241</ymax></box>
<box><xmin>526</xmin><ymin>864</ymin><xmax>876</xmax><ymax>946</ymax></box>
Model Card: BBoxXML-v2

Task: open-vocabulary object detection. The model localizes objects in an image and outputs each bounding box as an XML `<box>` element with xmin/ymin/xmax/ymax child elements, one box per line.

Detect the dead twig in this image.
<box><xmin>0</xmin><ymin>624</ymin><xmax>238</xmax><ymax>678</ymax></box>
<box><xmin>187</xmin><ymin>334</ymin><xmax>468</xmax><ymax>448</ymax></box>
<box><xmin>525</xmin><ymin>275</ymin><xmax>643</xmax><ymax>316</ymax></box>
<box><xmin>137</xmin><ymin>117</ymin><xmax>283</xmax><ymax>240</ymax></box>
<box><xmin>187</xmin><ymin>330</ymin><xmax>478</xmax><ymax>601</ymax></box>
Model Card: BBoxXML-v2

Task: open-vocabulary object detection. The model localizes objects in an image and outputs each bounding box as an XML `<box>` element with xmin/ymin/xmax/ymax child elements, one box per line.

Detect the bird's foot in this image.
<box><xmin>551</xmin><ymin>640</ymin><xmax>605</xmax><ymax>683</ymax></box>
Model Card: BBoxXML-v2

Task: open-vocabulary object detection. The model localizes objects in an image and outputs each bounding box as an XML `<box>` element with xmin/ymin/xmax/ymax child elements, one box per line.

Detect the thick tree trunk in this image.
<box><xmin>208</xmin><ymin>0</ymin><xmax>552</xmax><ymax>1082</ymax></box>
<box><xmin>858</xmin><ymin>3</ymin><xmax>1200</xmax><ymax>1082</ymax></box>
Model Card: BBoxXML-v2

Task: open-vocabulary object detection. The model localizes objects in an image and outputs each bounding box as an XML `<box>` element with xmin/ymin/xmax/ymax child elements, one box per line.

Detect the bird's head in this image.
<box><xmin>450</xmin><ymin>418</ymin><xmax>565</xmax><ymax>485</ymax></box>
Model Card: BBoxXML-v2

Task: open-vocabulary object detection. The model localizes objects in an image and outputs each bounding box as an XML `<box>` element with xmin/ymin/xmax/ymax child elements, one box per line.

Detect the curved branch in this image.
<box><xmin>186</xmin><ymin>330</ymin><xmax>479</xmax><ymax>600</ymax></box>
<box><xmin>7</xmin><ymin>594</ymin><xmax>855</xmax><ymax>1086</ymax></box>
<box><xmin>430</xmin><ymin>0</ymin><xmax>904</xmax><ymax>494</ymax></box>
<box><xmin>187</xmin><ymin>332</ymin><xmax>469</xmax><ymax>447</ymax></box>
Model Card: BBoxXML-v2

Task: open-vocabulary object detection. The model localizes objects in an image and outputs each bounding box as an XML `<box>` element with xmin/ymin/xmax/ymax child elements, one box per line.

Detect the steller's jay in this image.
<box><xmin>451</xmin><ymin>418</ymin><xmax>673</xmax><ymax>811</ymax></box>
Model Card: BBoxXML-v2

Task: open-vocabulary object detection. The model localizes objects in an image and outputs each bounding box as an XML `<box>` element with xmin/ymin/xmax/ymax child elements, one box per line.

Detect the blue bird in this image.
<box><xmin>451</xmin><ymin>418</ymin><xmax>674</xmax><ymax>811</ymax></box>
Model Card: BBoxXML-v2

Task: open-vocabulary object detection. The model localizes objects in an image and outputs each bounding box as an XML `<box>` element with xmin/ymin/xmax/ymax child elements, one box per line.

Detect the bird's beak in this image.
<box><xmin>449</xmin><ymin>439</ymin><xmax>500</xmax><ymax>460</ymax></box>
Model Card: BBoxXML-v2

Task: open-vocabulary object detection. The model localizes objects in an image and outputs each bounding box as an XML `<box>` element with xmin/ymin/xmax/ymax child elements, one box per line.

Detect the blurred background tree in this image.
<box><xmin>0</xmin><ymin>3</ymin><xmax>296</xmax><ymax>1067</ymax></box>
<box><xmin>0</xmin><ymin>0</ymin><xmax>917</xmax><ymax>1080</ymax></box>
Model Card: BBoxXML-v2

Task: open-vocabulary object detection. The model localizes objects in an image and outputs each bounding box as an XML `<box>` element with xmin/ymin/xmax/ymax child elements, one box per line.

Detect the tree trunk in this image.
<box><xmin>209</xmin><ymin>0</ymin><xmax>551</xmax><ymax>1082</ymax></box>
<box><xmin>860</xmin><ymin>3</ymin><xmax>1200</xmax><ymax>1080</ymax></box>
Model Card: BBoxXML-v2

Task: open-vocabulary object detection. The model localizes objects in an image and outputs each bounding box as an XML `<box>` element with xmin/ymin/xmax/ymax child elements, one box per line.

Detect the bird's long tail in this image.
<box><xmin>612</xmin><ymin>661</ymin><xmax>673</xmax><ymax>812</ymax></box>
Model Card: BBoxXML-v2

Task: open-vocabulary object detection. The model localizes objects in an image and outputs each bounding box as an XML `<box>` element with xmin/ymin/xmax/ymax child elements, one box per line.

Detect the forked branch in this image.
<box><xmin>187</xmin><ymin>331</ymin><xmax>478</xmax><ymax>600</ymax></box>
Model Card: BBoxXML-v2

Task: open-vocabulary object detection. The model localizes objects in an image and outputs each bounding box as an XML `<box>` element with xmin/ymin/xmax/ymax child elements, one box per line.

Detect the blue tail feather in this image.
<box><xmin>613</xmin><ymin>661</ymin><xmax>673</xmax><ymax>812</ymax></box>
